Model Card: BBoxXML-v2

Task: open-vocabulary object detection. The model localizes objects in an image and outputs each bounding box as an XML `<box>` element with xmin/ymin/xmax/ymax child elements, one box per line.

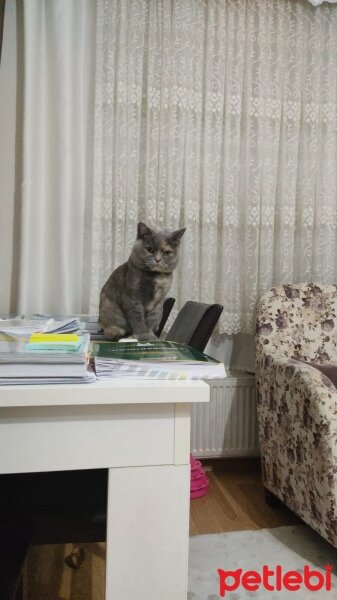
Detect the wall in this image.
<box><xmin>205</xmin><ymin>333</ymin><xmax>255</xmax><ymax>373</ymax></box>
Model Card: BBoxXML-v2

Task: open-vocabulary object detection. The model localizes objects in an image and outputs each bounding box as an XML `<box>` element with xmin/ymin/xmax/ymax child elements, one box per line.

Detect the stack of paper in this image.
<box><xmin>43</xmin><ymin>318</ymin><xmax>81</xmax><ymax>333</ymax></box>
<box><xmin>92</xmin><ymin>340</ymin><xmax>226</xmax><ymax>380</ymax></box>
<box><xmin>0</xmin><ymin>319</ymin><xmax>40</xmax><ymax>339</ymax></box>
<box><xmin>0</xmin><ymin>317</ymin><xmax>82</xmax><ymax>339</ymax></box>
<box><xmin>0</xmin><ymin>333</ymin><xmax>95</xmax><ymax>385</ymax></box>
<box><xmin>0</xmin><ymin>368</ymin><xmax>96</xmax><ymax>386</ymax></box>
<box><xmin>26</xmin><ymin>333</ymin><xmax>83</xmax><ymax>352</ymax></box>
<box><xmin>30</xmin><ymin>314</ymin><xmax>104</xmax><ymax>339</ymax></box>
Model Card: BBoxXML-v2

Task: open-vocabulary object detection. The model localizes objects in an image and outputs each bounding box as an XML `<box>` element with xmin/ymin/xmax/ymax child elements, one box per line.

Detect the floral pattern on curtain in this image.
<box><xmin>89</xmin><ymin>0</ymin><xmax>337</xmax><ymax>334</ymax></box>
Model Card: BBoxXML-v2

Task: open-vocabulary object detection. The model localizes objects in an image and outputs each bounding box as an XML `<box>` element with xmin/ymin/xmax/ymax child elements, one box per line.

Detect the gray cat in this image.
<box><xmin>99</xmin><ymin>222</ymin><xmax>185</xmax><ymax>340</ymax></box>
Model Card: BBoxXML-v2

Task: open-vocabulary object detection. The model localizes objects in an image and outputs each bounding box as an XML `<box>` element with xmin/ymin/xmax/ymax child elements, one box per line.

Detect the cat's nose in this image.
<box><xmin>155</xmin><ymin>256</ymin><xmax>161</xmax><ymax>263</ymax></box>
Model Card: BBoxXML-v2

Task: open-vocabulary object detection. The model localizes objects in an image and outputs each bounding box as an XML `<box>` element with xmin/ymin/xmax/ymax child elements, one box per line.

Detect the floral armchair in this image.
<box><xmin>256</xmin><ymin>283</ymin><xmax>337</xmax><ymax>549</ymax></box>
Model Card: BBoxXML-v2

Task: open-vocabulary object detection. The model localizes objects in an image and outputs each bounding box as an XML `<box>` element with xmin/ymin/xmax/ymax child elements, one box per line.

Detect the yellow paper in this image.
<box><xmin>30</xmin><ymin>333</ymin><xmax>79</xmax><ymax>342</ymax></box>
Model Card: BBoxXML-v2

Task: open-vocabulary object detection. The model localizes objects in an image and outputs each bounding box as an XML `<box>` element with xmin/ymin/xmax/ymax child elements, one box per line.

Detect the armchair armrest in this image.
<box><xmin>257</xmin><ymin>351</ymin><xmax>337</xmax><ymax>421</ymax></box>
<box><xmin>256</xmin><ymin>351</ymin><xmax>337</xmax><ymax>546</ymax></box>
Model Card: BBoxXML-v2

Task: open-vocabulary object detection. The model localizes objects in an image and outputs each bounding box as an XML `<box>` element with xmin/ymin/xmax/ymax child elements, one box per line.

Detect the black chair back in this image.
<box><xmin>155</xmin><ymin>297</ymin><xmax>175</xmax><ymax>337</ymax></box>
<box><xmin>165</xmin><ymin>301</ymin><xmax>223</xmax><ymax>352</ymax></box>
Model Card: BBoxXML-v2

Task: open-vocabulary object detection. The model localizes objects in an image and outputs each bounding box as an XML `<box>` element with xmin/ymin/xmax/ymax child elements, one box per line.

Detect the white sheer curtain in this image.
<box><xmin>14</xmin><ymin>0</ymin><xmax>96</xmax><ymax>315</ymax></box>
<box><xmin>11</xmin><ymin>0</ymin><xmax>337</xmax><ymax>334</ymax></box>
<box><xmin>89</xmin><ymin>0</ymin><xmax>337</xmax><ymax>334</ymax></box>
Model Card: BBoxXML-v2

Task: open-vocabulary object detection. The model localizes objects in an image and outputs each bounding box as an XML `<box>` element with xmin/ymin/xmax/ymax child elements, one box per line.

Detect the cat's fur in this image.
<box><xmin>99</xmin><ymin>222</ymin><xmax>185</xmax><ymax>340</ymax></box>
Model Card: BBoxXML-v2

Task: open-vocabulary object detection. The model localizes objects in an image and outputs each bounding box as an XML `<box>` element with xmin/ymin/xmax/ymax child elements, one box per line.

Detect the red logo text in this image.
<box><xmin>218</xmin><ymin>564</ymin><xmax>333</xmax><ymax>596</ymax></box>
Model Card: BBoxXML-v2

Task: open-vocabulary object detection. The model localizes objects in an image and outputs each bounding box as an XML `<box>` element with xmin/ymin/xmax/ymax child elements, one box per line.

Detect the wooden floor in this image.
<box><xmin>189</xmin><ymin>459</ymin><xmax>300</xmax><ymax>535</ymax></box>
<box><xmin>23</xmin><ymin>460</ymin><xmax>300</xmax><ymax>600</ymax></box>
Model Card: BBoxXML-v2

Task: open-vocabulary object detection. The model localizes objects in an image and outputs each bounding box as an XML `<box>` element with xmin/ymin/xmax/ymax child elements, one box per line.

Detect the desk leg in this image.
<box><xmin>105</xmin><ymin>464</ymin><xmax>190</xmax><ymax>600</ymax></box>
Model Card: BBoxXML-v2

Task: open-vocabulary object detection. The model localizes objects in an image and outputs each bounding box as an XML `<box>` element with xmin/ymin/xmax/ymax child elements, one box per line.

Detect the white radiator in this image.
<box><xmin>190</xmin><ymin>371</ymin><xmax>260</xmax><ymax>458</ymax></box>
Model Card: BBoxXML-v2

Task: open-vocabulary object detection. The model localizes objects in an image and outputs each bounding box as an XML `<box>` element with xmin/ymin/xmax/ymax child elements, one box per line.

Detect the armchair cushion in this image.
<box><xmin>297</xmin><ymin>360</ymin><xmax>337</xmax><ymax>389</ymax></box>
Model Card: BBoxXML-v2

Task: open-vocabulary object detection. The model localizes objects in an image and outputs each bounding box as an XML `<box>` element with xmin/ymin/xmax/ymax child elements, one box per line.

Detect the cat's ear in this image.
<box><xmin>137</xmin><ymin>222</ymin><xmax>153</xmax><ymax>239</ymax></box>
<box><xmin>169</xmin><ymin>227</ymin><xmax>186</xmax><ymax>245</ymax></box>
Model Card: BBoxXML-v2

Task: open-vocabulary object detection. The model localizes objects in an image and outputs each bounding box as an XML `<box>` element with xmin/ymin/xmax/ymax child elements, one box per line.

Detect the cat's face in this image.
<box><xmin>130</xmin><ymin>222</ymin><xmax>186</xmax><ymax>272</ymax></box>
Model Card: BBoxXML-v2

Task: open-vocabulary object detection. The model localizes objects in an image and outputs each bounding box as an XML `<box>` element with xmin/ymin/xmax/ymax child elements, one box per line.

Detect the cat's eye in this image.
<box><xmin>145</xmin><ymin>246</ymin><xmax>154</xmax><ymax>253</ymax></box>
<box><xmin>164</xmin><ymin>250</ymin><xmax>173</xmax><ymax>256</ymax></box>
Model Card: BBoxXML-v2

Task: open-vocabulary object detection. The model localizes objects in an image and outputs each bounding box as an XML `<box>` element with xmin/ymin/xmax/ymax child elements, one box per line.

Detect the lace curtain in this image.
<box><xmin>11</xmin><ymin>1</ymin><xmax>337</xmax><ymax>333</ymax></box>
<box><xmin>88</xmin><ymin>0</ymin><xmax>337</xmax><ymax>334</ymax></box>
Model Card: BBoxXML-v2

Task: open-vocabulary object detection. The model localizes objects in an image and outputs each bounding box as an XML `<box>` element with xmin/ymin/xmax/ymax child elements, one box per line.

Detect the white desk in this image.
<box><xmin>0</xmin><ymin>379</ymin><xmax>209</xmax><ymax>600</ymax></box>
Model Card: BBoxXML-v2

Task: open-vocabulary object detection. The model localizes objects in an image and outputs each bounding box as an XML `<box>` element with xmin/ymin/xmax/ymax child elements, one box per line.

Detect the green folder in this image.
<box><xmin>91</xmin><ymin>340</ymin><xmax>220</xmax><ymax>364</ymax></box>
